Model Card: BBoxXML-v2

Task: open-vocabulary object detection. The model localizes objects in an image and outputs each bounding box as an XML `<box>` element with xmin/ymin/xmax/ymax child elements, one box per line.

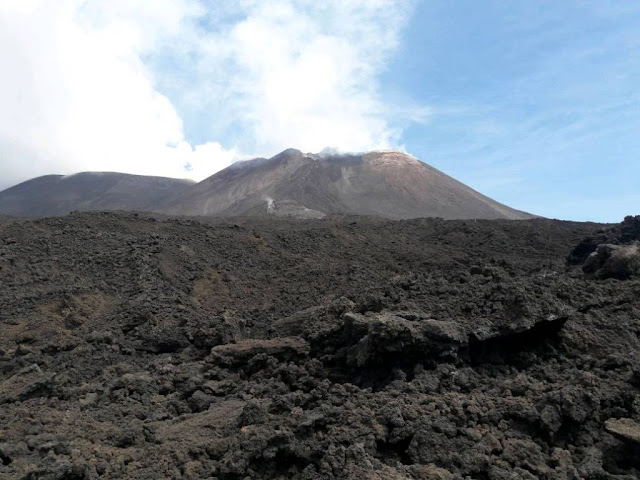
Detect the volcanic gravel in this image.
<box><xmin>0</xmin><ymin>212</ymin><xmax>639</xmax><ymax>480</ymax></box>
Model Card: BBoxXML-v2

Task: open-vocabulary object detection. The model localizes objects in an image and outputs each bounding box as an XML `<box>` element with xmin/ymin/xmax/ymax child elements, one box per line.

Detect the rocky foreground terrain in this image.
<box><xmin>0</xmin><ymin>213</ymin><xmax>639</xmax><ymax>479</ymax></box>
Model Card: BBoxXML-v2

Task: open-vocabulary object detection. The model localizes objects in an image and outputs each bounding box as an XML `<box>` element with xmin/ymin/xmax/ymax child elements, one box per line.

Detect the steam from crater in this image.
<box><xmin>265</xmin><ymin>197</ymin><xmax>275</xmax><ymax>214</ymax></box>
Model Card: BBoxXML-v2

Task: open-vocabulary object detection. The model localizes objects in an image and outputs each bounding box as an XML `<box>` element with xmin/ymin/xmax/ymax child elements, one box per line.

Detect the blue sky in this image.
<box><xmin>0</xmin><ymin>0</ymin><xmax>638</xmax><ymax>222</ymax></box>
<box><xmin>382</xmin><ymin>0</ymin><xmax>640</xmax><ymax>221</ymax></box>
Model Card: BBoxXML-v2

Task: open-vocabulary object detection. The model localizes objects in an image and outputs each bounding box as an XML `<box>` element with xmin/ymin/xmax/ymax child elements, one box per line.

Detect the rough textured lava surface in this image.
<box><xmin>0</xmin><ymin>212</ymin><xmax>639</xmax><ymax>479</ymax></box>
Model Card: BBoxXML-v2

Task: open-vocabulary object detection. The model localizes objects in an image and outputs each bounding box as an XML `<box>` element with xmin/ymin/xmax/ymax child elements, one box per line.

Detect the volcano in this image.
<box><xmin>162</xmin><ymin>149</ymin><xmax>534</xmax><ymax>220</ymax></box>
<box><xmin>0</xmin><ymin>149</ymin><xmax>534</xmax><ymax>219</ymax></box>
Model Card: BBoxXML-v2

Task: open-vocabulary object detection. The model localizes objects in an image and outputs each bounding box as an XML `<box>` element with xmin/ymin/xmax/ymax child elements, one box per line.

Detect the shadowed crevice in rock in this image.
<box><xmin>468</xmin><ymin>315</ymin><xmax>568</xmax><ymax>366</ymax></box>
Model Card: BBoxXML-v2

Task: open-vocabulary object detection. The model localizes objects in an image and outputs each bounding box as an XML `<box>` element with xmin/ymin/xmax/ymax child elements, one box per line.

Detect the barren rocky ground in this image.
<box><xmin>0</xmin><ymin>212</ymin><xmax>639</xmax><ymax>479</ymax></box>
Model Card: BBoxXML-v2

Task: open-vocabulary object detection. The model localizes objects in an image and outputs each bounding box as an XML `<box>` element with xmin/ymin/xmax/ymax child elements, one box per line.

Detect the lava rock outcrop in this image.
<box><xmin>569</xmin><ymin>215</ymin><xmax>640</xmax><ymax>279</ymax></box>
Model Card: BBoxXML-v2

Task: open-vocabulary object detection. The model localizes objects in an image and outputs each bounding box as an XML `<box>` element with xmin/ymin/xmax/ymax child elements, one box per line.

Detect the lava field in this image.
<box><xmin>0</xmin><ymin>212</ymin><xmax>639</xmax><ymax>479</ymax></box>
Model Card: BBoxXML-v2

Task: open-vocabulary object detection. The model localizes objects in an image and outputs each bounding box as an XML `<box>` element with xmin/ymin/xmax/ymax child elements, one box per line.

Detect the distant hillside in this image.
<box><xmin>0</xmin><ymin>172</ymin><xmax>194</xmax><ymax>217</ymax></box>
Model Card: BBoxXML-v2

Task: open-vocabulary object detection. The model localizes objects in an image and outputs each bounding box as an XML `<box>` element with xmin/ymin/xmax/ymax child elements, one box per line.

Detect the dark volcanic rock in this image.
<box><xmin>605</xmin><ymin>418</ymin><xmax>640</xmax><ymax>444</ymax></box>
<box><xmin>209</xmin><ymin>337</ymin><xmax>311</xmax><ymax>366</ymax></box>
<box><xmin>568</xmin><ymin>215</ymin><xmax>640</xmax><ymax>270</ymax></box>
<box><xmin>0</xmin><ymin>364</ymin><xmax>56</xmax><ymax>404</ymax></box>
<box><xmin>582</xmin><ymin>242</ymin><xmax>640</xmax><ymax>279</ymax></box>
<box><xmin>0</xmin><ymin>212</ymin><xmax>638</xmax><ymax>479</ymax></box>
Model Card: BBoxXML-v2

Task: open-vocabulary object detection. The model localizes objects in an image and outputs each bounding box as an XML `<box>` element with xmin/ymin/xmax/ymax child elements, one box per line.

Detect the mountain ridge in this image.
<box><xmin>0</xmin><ymin>172</ymin><xmax>194</xmax><ymax>217</ymax></box>
<box><xmin>0</xmin><ymin>149</ymin><xmax>535</xmax><ymax>219</ymax></box>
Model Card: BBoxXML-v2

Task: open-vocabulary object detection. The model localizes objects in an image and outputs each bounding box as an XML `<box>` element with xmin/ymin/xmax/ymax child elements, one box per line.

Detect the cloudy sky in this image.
<box><xmin>0</xmin><ymin>0</ymin><xmax>638</xmax><ymax>222</ymax></box>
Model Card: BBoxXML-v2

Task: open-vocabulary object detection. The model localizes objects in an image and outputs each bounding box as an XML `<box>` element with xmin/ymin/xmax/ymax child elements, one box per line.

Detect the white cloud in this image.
<box><xmin>192</xmin><ymin>0</ymin><xmax>414</xmax><ymax>154</ymax></box>
<box><xmin>0</xmin><ymin>0</ymin><xmax>415</xmax><ymax>190</ymax></box>
<box><xmin>0</xmin><ymin>0</ymin><xmax>235</xmax><ymax>188</ymax></box>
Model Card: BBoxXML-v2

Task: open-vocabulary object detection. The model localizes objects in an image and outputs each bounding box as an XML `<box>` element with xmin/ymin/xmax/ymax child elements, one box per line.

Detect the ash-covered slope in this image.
<box><xmin>0</xmin><ymin>172</ymin><xmax>194</xmax><ymax>217</ymax></box>
<box><xmin>162</xmin><ymin>149</ymin><xmax>535</xmax><ymax>220</ymax></box>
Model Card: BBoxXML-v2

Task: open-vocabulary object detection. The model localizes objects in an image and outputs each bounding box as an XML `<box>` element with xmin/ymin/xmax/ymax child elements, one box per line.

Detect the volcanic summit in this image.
<box><xmin>0</xmin><ymin>149</ymin><xmax>534</xmax><ymax>219</ymax></box>
<box><xmin>162</xmin><ymin>149</ymin><xmax>534</xmax><ymax>220</ymax></box>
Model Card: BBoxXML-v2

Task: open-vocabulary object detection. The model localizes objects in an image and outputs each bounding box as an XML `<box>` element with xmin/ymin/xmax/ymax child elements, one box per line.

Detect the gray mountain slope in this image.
<box><xmin>161</xmin><ymin>149</ymin><xmax>535</xmax><ymax>220</ymax></box>
<box><xmin>0</xmin><ymin>172</ymin><xmax>194</xmax><ymax>217</ymax></box>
